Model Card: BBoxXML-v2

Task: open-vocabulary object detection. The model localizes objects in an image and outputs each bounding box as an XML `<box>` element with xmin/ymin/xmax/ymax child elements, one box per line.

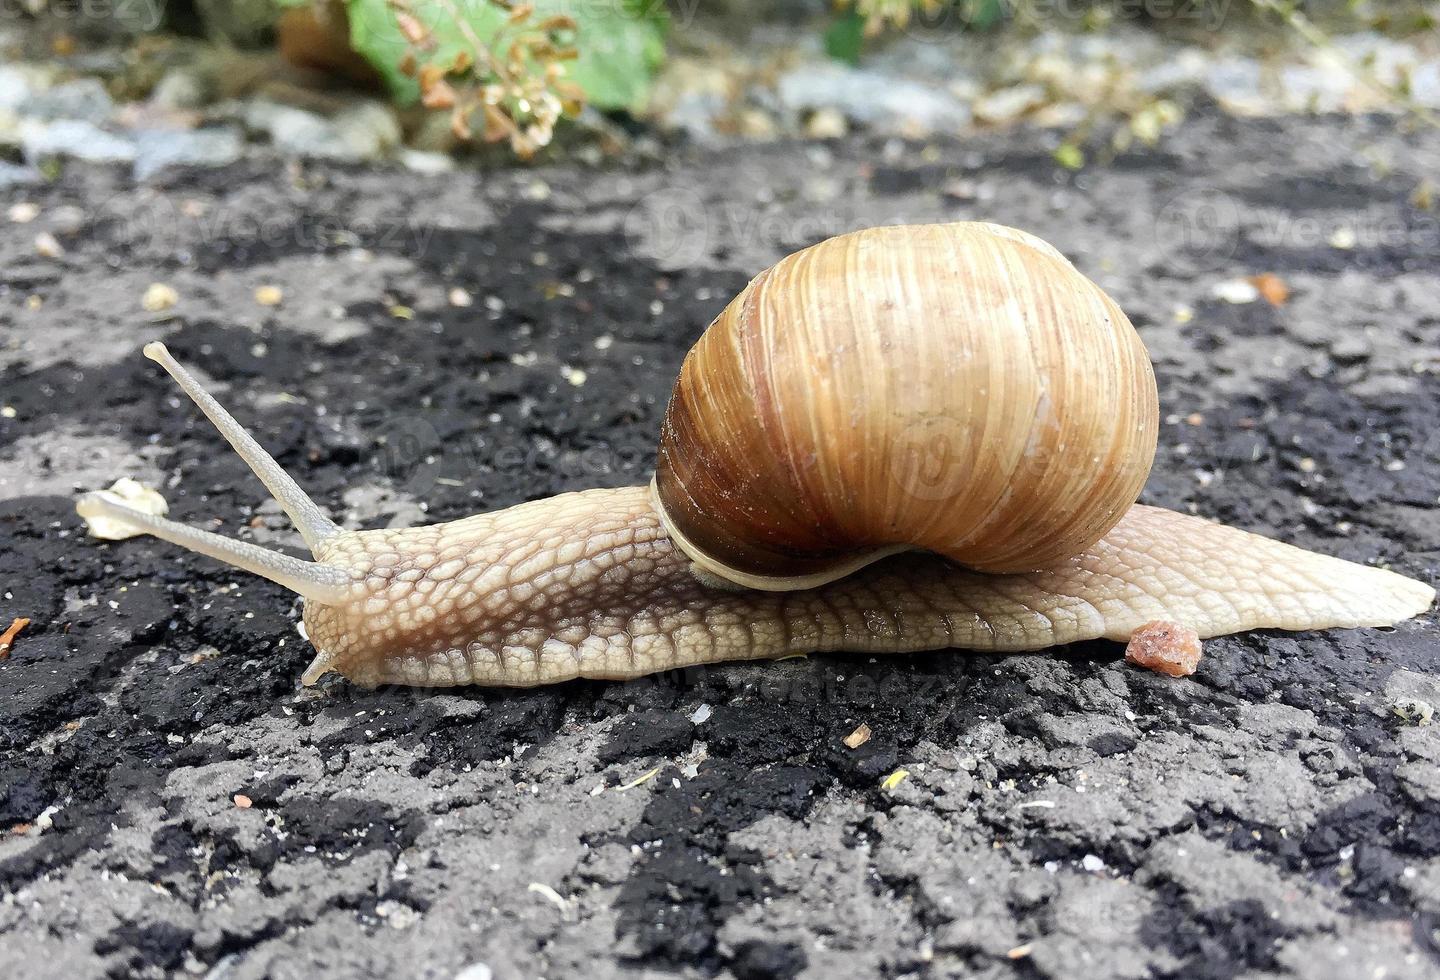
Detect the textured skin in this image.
<box><xmin>302</xmin><ymin>485</ymin><xmax>1435</xmax><ymax>688</ymax></box>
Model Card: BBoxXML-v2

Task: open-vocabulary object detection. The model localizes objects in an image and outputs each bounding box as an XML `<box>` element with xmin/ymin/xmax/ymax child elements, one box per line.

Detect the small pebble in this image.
<box><xmin>254</xmin><ymin>285</ymin><xmax>283</xmax><ymax>307</ymax></box>
<box><xmin>844</xmin><ymin>723</ymin><xmax>872</xmax><ymax>749</ymax></box>
<box><xmin>805</xmin><ymin>107</ymin><xmax>848</xmax><ymax>139</ymax></box>
<box><xmin>448</xmin><ymin>287</ymin><xmax>473</xmax><ymax>307</ymax></box>
<box><xmin>78</xmin><ymin>478</ymin><xmax>169</xmax><ymax>540</ymax></box>
<box><xmin>34</xmin><ymin>231</ymin><xmax>65</xmax><ymax>258</ymax></box>
<box><xmin>8</xmin><ymin>202</ymin><xmax>40</xmax><ymax>223</ymax></box>
<box><xmin>1081</xmin><ymin>854</ymin><xmax>1106</xmax><ymax>872</ymax></box>
<box><xmin>1210</xmin><ymin>278</ymin><xmax>1260</xmax><ymax>304</ymax></box>
<box><xmin>1125</xmin><ymin>620</ymin><xmax>1203</xmax><ymax>677</ymax></box>
<box><xmin>233</xmin><ymin>794</ymin><xmax>253</xmax><ymax>809</ymax></box>
<box><xmin>142</xmin><ymin>282</ymin><xmax>179</xmax><ymax>312</ymax></box>
<box><xmin>1330</xmin><ymin>335</ymin><xmax>1372</xmax><ymax>364</ymax></box>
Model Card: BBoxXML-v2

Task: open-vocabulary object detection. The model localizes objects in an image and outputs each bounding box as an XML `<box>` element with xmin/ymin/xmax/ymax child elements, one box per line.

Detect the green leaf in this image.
<box><xmin>960</xmin><ymin>0</ymin><xmax>1005</xmax><ymax>30</ymax></box>
<box><xmin>824</xmin><ymin>7</ymin><xmax>866</xmax><ymax>66</ymax></box>
<box><xmin>345</xmin><ymin>0</ymin><xmax>666</xmax><ymax>112</ymax></box>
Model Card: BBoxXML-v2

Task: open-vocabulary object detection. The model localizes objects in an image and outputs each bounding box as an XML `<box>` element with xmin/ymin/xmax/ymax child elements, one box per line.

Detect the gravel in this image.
<box><xmin>0</xmin><ymin>111</ymin><xmax>1437</xmax><ymax>978</ymax></box>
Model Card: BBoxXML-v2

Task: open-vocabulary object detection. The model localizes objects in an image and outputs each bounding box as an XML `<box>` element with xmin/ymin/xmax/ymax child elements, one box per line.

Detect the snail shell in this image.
<box><xmin>654</xmin><ymin>221</ymin><xmax>1159</xmax><ymax>590</ymax></box>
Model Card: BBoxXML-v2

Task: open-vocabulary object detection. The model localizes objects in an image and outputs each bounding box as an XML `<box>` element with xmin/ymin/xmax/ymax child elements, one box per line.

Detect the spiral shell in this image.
<box><xmin>653</xmin><ymin>221</ymin><xmax>1159</xmax><ymax>590</ymax></box>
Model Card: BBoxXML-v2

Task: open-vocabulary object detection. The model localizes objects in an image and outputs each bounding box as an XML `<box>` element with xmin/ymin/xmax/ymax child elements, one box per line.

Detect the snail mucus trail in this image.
<box><xmin>77</xmin><ymin>222</ymin><xmax>1434</xmax><ymax>688</ymax></box>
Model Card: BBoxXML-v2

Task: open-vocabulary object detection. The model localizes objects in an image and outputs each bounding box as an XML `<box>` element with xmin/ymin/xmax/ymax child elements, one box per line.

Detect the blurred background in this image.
<box><xmin>0</xmin><ymin>0</ymin><xmax>1435</xmax><ymax>176</ymax></box>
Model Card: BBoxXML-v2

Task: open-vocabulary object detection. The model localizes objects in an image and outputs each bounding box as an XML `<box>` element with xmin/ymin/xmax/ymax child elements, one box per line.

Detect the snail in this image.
<box><xmin>76</xmin><ymin>222</ymin><xmax>1434</xmax><ymax>688</ymax></box>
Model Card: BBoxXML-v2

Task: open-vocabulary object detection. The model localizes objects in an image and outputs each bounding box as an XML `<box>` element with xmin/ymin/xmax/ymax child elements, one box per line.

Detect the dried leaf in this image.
<box><xmin>0</xmin><ymin>617</ymin><xmax>30</xmax><ymax>659</ymax></box>
<box><xmin>422</xmin><ymin>78</ymin><xmax>458</xmax><ymax>110</ymax></box>
<box><xmin>419</xmin><ymin>63</ymin><xmax>446</xmax><ymax>91</ymax></box>
<box><xmin>880</xmin><ymin>768</ymin><xmax>909</xmax><ymax>791</ymax></box>
<box><xmin>395</xmin><ymin>11</ymin><xmax>429</xmax><ymax>45</ymax></box>
<box><xmin>451</xmin><ymin>106</ymin><xmax>474</xmax><ymax>140</ymax></box>
<box><xmin>482</xmin><ymin>104</ymin><xmax>515</xmax><ymax>142</ymax></box>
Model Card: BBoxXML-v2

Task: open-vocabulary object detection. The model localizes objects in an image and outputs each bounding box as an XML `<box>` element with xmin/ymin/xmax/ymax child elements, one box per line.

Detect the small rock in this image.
<box><xmin>454</xmin><ymin>965</ymin><xmax>492</xmax><ymax>980</ymax></box>
<box><xmin>0</xmin><ymin>162</ymin><xmax>42</xmax><ymax>189</ymax></box>
<box><xmin>334</xmin><ymin>101</ymin><xmax>402</xmax><ymax>159</ymax></box>
<box><xmin>244</xmin><ymin>101</ymin><xmax>348</xmax><ymax>159</ymax></box>
<box><xmin>49</xmin><ymin>205</ymin><xmax>85</xmax><ymax>235</ymax></box>
<box><xmin>254</xmin><ymin>285</ymin><xmax>283</xmax><ymax>307</ymax></box>
<box><xmin>245</xmin><ymin>99</ymin><xmax>399</xmax><ymax>161</ymax></box>
<box><xmin>142</xmin><ymin>282</ymin><xmax>179</xmax><ymax>312</ymax></box>
<box><xmin>664</xmin><ymin>90</ymin><xmax>727</xmax><ymax>143</ymax></box>
<box><xmin>1081</xmin><ymin>854</ymin><xmax>1106</xmax><ymax>872</ymax></box>
<box><xmin>1206</xmin><ymin>57</ymin><xmax>1267</xmax><ymax>115</ymax></box>
<box><xmin>973</xmin><ymin>84</ymin><xmax>1048</xmax><ymax>125</ymax></box>
<box><xmin>132</xmin><ymin>127</ymin><xmax>243</xmax><ymax>180</ymax></box>
<box><xmin>1136</xmin><ymin>50</ymin><xmax>1211</xmax><ymax>95</ymax></box>
<box><xmin>399</xmin><ymin>148</ymin><xmax>455</xmax><ymax>174</ymax></box>
<box><xmin>150</xmin><ymin>68</ymin><xmax>207</xmax><ymax>111</ymax></box>
<box><xmin>1210</xmin><ymin>278</ymin><xmax>1260</xmax><ymax>304</ymax></box>
<box><xmin>21</xmin><ymin>77</ymin><xmax>113</xmax><ymax>123</ymax></box>
<box><xmin>734</xmin><ymin>107</ymin><xmax>777</xmax><ymax>139</ymax></box>
<box><xmin>21</xmin><ymin>119</ymin><xmax>136</xmax><ymax>164</ymax></box>
<box><xmin>1279</xmin><ymin>64</ymin><xmax>1351</xmax><ymax>114</ymax></box>
<box><xmin>7</xmin><ymin>201</ymin><xmax>40</xmax><ymax>223</ymax></box>
<box><xmin>1329</xmin><ymin>335</ymin><xmax>1372</xmax><ymax>364</ymax></box>
<box><xmin>804</xmin><ymin>106</ymin><xmax>848</xmax><ymax>139</ymax></box>
<box><xmin>0</xmin><ymin>65</ymin><xmax>39</xmax><ymax>111</ymax></box>
<box><xmin>1125</xmin><ymin>620</ymin><xmax>1203</xmax><ymax>678</ymax></box>
<box><xmin>77</xmin><ymin>478</ymin><xmax>169</xmax><ymax>540</ymax></box>
<box><xmin>33</xmin><ymin>231</ymin><xmax>64</xmax><ymax>258</ymax></box>
<box><xmin>777</xmin><ymin>63</ymin><xmax>970</xmax><ymax>134</ymax></box>
<box><xmin>1410</xmin><ymin>63</ymin><xmax>1440</xmax><ymax>108</ymax></box>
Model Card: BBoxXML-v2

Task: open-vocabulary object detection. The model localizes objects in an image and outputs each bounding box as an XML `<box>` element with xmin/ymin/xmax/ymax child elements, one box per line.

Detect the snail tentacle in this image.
<box><xmin>143</xmin><ymin>342</ymin><xmax>340</xmax><ymax>553</ymax></box>
<box><xmin>75</xmin><ymin>492</ymin><xmax>352</xmax><ymax>604</ymax></box>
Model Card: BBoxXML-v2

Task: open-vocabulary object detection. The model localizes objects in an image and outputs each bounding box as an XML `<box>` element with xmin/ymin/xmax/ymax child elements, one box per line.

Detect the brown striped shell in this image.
<box><xmin>652</xmin><ymin>221</ymin><xmax>1159</xmax><ymax>591</ymax></box>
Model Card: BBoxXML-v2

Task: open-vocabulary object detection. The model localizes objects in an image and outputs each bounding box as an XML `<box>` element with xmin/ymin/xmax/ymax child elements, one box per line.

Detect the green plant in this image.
<box><xmin>345</xmin><ymin>0</ymin><xmax>666</xmax><ymax>157</ymax></box>
<box><xmin>826</xmin><ymin>0</ymin><xmax>1003</xmax><ymax>64</ymax></box>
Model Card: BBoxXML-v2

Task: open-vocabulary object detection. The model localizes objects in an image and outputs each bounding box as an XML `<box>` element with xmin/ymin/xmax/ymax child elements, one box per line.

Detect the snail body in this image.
<box><xmin>76</xmin><ymin>223</ymin><xmax>1434</xmax><ymax>688</ymax></box>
